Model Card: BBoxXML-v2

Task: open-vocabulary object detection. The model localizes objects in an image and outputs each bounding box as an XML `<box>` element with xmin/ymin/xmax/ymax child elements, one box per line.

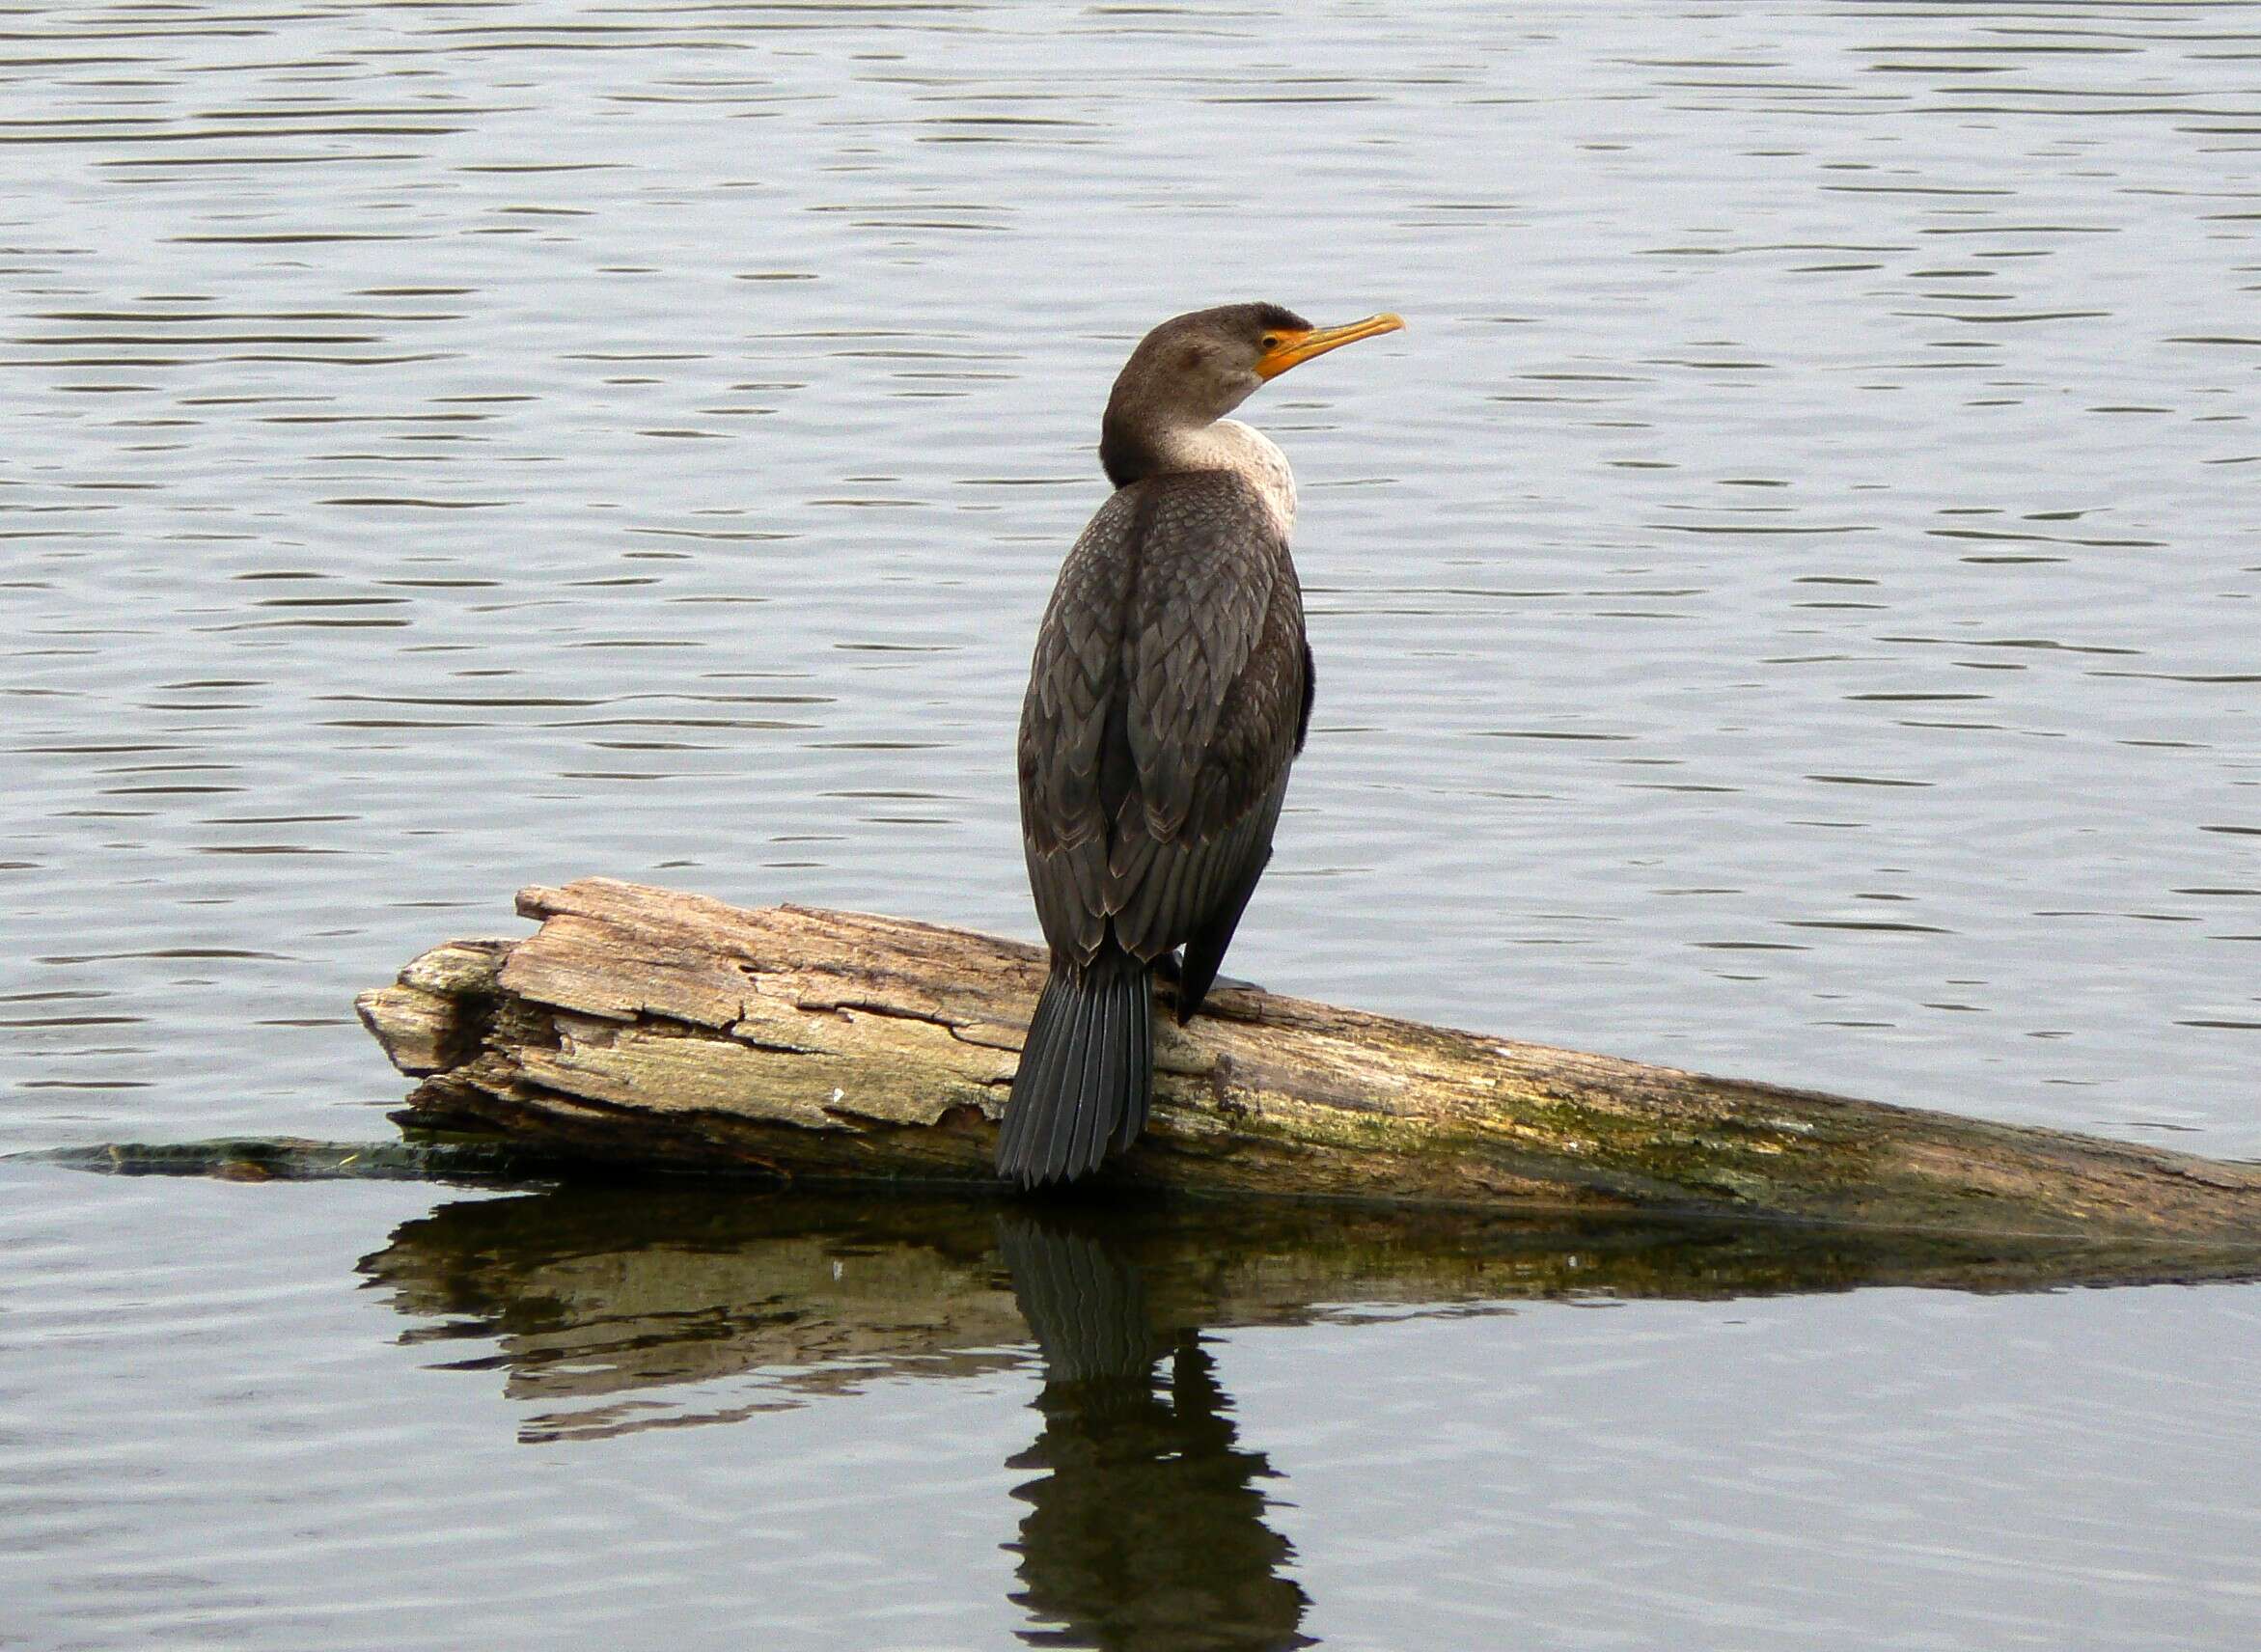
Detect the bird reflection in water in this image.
<box><xmin>998</xmin><ymin>1216</ymin><xmax>1312</xmax><ymax>1652</ymax></box>
<box><xmin>357</xmin><ymin>1187</ymin><xmax>2170</xmax><ymax>1645</ymax></box>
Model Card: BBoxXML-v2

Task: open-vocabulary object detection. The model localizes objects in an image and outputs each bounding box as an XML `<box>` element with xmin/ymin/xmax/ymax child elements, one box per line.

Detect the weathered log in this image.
<box><xmin>358</xmin><ymin>876</ymin><xmax>2261</xmax><ymax>1244</ymax></box>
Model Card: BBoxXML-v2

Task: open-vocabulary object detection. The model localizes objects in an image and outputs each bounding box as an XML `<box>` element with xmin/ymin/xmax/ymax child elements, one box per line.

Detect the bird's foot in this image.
<box><xmin>1153</xmin><ymin>950</ymin><xmax>1264</xmax><ymax>997</ymax></box>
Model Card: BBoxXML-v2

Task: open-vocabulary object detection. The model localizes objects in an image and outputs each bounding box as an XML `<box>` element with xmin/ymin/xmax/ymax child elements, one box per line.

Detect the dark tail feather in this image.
<box><xmin>1113</xmin><ymin>977</ymin><xmax>1151</xmax><ymax>1155</ymax></box>
<box><xmin>998</xmin><ymin>949</ymin><xmax>1153</xmax><ymax>1187</ymax></box>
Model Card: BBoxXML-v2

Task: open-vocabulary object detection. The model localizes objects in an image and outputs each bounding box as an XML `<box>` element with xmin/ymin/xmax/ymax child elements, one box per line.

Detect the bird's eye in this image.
<box><xmin>1259</xmin><ymin>334</ymin><xmax>1282</xmax><ymax>350</ymax></box>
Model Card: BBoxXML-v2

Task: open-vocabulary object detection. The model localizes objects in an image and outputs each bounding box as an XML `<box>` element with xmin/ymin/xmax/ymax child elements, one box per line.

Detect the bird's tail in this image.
<box><xmin>997</xmin><ymin>947</ymin><xmax>1153</xmax><ymax>1187</ymax></box>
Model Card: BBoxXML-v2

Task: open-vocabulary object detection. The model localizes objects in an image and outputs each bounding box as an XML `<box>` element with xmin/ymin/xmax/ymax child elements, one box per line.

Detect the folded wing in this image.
<box><xmin>1020</xmin><ymin>473</ymin><xmax>1307</xmax><ymax>1003</ymax></box>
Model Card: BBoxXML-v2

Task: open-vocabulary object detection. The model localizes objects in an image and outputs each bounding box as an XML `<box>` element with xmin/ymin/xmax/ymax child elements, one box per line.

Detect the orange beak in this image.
<box><xmin>1254</xmin><ymin>312</ymin><xmax>1406</xmax><ymax>381</ymax></box>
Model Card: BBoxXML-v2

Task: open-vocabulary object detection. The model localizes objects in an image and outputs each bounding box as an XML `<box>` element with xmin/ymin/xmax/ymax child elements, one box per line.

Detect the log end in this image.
<box><xmin>358</xmin><ymin>939</ymin><xmax>513</xmax><ymax>1078</ymax></box>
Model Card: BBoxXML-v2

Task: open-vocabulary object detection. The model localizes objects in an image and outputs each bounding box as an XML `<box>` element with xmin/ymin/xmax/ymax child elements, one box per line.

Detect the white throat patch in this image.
<box><xmin>1153</xmin><ymin>419</ymin><xmax>1298</xmax><ymax>537</ymax></box>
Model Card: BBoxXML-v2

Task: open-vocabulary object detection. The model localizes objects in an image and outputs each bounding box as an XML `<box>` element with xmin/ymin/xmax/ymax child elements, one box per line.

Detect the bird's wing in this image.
<box><xmin>1020</xmin><ymin>473</ymin><xmax>1307</xmax><ymax>970</ymax></box>
<box><xmin>1020</xmin><ymin>487</ymin><xmax>1143</xmax><ymax>962</ymax></box>
<box><xmin>1117</xmin><ymin>478</ymin><xmax>1284</xmax><ymax>840</ymax></box>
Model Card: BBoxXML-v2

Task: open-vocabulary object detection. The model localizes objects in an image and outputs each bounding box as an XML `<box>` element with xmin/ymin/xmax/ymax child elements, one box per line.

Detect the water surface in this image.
<box><xmin>3</xmin><ymin>2</ymin><xmax>2258</xmax><ymax>1646</ymax></box>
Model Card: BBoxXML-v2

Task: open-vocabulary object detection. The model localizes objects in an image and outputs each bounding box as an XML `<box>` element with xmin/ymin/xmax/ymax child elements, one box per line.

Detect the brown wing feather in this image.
<box><xmin>1020</xmin><ymin>472</ymin><xmax>1307</xmax><ymax>971</ymax></box>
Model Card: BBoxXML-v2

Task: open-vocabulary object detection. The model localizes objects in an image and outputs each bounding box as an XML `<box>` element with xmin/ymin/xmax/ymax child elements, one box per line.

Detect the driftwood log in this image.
<box><xmin>358</xmin><ymin>877</ymin><xmax>2261</xmax><ymax>1245</ymax></box>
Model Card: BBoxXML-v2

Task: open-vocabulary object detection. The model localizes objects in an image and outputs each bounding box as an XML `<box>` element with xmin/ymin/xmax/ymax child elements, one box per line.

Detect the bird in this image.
<box><xmin>997</xmin><ymin>301</ymin><xmax>1404</xmax><ymax>1187</ymax></box>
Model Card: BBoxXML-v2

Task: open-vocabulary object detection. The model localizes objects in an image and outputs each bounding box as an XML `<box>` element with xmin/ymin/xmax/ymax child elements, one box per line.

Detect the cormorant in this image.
<box><xmin>998</xmin><ymin>302</ymin><xmax>1404</xmax><ymax>1187</ymax></box>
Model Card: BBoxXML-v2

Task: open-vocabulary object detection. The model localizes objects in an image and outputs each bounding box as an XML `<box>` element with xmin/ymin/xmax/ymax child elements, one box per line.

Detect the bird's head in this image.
<box><xmin>1100</xmin><ymin>302</ymin><xmax>1403</xmax><ymax>483</ymax></box>
<box><xmin>1112</xmin><ymin>302</ymin><xmax>1403</xmax><ymax>424</ymax></box>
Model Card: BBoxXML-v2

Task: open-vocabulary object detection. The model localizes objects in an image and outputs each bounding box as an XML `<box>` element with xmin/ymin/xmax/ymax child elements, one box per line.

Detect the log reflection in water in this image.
<box><xmin>355</xmin><ymin>1184</ymin><xmax>2247</xmax><ymax>1443</ymax></box>
<box><xmin>354</xmin><ymin>1189</ymin><xmax>2258</xmax><ymax>1646</ymax></box>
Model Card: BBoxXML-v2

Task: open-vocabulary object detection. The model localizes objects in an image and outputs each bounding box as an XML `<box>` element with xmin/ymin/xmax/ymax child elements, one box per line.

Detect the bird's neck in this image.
<box><xmin>1102</xmin><ymin>418</ymin><xmax>1297</xmax><ymax>537</ymax></box>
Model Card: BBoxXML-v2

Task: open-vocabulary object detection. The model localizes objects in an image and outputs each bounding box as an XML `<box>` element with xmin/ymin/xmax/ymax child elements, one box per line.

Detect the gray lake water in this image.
<box><xmin>3</xmin><ymin>2</ymin><xmax>2258</xmax><ymax>1646</ymax></box>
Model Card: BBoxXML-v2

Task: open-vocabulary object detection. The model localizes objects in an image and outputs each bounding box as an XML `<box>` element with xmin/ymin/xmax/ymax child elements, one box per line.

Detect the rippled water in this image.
<box><xmin>7</xmin><ymin>1169</ymin><xmax>2260</xmax><ymax>1650</ymax></box>
<box><xmin>4</xmin><ymin>3</ymin><xmax>2259</xmax><ymax>1647</ymax></box>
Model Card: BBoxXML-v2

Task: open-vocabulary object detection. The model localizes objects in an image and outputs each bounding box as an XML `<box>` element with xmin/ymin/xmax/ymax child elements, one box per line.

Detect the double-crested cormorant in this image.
<box><xmin>998</xmin><ymin>302</ymin><xmax>1404</xmax><ymax>1187</ymax></box>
